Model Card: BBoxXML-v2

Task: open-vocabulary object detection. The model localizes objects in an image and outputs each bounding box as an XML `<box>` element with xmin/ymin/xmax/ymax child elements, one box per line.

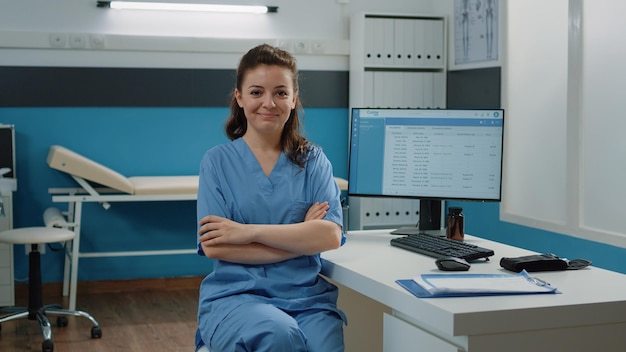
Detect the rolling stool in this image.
<box><xmin>0</xmin><ymin>227</ymin><xmax>102</xmax><ymax>352</ymax></box>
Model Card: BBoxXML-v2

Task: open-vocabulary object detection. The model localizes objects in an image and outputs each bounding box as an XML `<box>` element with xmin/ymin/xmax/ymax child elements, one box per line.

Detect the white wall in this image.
<box><xmin>501</xmin><ymin>1</ymin><xmax>569</xmax><ymax>229</ymax></box>
<box><xmin>0</xmin><ymin>0</ymin><xmax>441</xmax><ymax>70</ymax></box>
<box><xmin>502</xmin><ymin>0</ymin><xmax>626</xmax><ymax>248</ymax></box>
<box><xmin>7</xmin><ymin>0</ymin><xmax>625</xmax><ymax>249</ymax></box>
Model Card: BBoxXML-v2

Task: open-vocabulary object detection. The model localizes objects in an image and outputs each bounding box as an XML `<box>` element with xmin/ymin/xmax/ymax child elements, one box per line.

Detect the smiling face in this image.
<box><xmin>235</xmin><ymin>64</ymin><xmax>298</xmax><ymax>141</ymax></box>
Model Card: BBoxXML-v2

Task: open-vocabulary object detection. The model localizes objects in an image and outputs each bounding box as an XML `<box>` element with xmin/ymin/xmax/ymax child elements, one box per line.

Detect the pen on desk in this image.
<box><xmin>531</xmin><ymin>276</ymin><xmax>550</xmax><ymax>286</ymax></box>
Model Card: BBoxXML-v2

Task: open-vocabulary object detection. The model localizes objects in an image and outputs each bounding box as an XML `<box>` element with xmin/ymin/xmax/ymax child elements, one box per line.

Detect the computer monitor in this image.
<box><xmin>348</xmin><ymin>108</ymin><xmax>504</xmax><ymax>232</ymax></box>
<box><xmin>0</xmin><ymin>124</ymin><xmax>15</xmax><ymax>178</ymax></box>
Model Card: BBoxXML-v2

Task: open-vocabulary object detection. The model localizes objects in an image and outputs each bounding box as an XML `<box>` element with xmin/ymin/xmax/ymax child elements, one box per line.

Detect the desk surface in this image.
<box><xmin>321</xmin><ymin>230</ymin><xmax>626</xmax><ymax>340</ymax></box>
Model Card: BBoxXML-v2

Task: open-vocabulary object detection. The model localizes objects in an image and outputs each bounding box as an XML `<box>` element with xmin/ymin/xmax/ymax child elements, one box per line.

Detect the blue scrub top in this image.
<box><xmin>196</xmin><ymin>138</ymin><xmax>346</xmax><ymax>341</ymax></box>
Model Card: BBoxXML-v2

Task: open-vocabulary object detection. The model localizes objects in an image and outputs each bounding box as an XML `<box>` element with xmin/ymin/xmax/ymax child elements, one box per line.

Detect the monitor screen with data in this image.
<box><xmin>348</xmin><ymin>108</ymin><xmax>504</xmax><ymax>201</ymax></box>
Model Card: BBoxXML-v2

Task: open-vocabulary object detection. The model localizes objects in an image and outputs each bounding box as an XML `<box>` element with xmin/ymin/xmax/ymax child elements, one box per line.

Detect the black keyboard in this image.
<box><xmin>390</xmin><ymin>234</ymin><xmax>495</xmax><ymax>261</ymax></box>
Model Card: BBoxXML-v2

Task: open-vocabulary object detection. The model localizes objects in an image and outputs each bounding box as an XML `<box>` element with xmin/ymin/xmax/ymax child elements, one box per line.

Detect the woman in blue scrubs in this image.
<box><xmin>195</xmin><ymin>44</ymin><xmax>346</xmax><ymax>352</ymax></box>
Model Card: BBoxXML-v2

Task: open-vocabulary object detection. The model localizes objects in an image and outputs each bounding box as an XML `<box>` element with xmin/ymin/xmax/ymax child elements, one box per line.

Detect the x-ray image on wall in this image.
<box><xmin>453</xmin><ymin>0</ymin><xmax>499</xmax><ymax>66</ymax></box>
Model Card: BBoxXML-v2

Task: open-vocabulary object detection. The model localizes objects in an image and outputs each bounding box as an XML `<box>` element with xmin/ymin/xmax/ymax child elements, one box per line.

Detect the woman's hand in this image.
<box><xmin>305</xmin><ymin>201</ymin><xmax>329</xmax><ymax>221</ymax></box>
<box><xmin>198</xmin><ymin>215</ymin><xmax>253</xmax><ymax>246</ymax></box>
<box><xmin>199</xmin><ymin>201</ymin><xmax>328</xmax><ymax>246</ymax></box>
<box><xmin>198</xmin><ymin>200</ymin><xmax>336</xmax><ymax>259</ymax></box>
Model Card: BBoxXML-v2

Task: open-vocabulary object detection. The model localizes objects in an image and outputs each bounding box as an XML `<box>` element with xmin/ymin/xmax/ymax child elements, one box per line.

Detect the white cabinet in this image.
<box><xmin>0</xmin><ymin>193</ymin><xmax>14</xmax><ymax>306</ymax></box>
<box><xmin>383</xmin><ymin>313</ymin><xmax>462</xmax><ymax>352</ymax></box>
<box><xmin>348</xmin><ymin>12</ymin><xmax>447</xmax><ymax>230</ymax></box>
<box><xmin>348</xmin><ymin>197</ymin><xmax>421</xmax><ymax>231</ymax></box>
<box><xmin>349</xmin><ymin>12</ymin><xmax>446</xmax><ymax>109</ymax></box>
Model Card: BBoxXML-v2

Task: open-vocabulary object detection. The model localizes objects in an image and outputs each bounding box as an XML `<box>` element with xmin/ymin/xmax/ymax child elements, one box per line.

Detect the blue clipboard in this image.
<box><xmin>396</xmin><ymin>270</ymin><xmax>560</xmax><ymax>298</ymax></box>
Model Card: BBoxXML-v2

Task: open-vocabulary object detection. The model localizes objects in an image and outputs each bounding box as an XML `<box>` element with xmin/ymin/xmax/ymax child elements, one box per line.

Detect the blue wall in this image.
<box><xmin>0</xmin><ymin>106</ymin><xmax>349</xmax><ymax>283</ymax></box>
<box><xmin>2</xmin><ymin>105</ymin><xmax>625</xmax><ymax>284</ymax></box>
<box><xmin>446</xmin><ymin>201</ymin><xmax>626</xmax><ymax>274</ymax></box>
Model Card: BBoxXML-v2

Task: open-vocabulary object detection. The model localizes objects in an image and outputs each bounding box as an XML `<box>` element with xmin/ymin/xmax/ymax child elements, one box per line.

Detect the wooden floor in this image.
<box><xmin>0</xmin><ymin>276</ymin><xmax>203</xmax><ymax>352</ymax></box>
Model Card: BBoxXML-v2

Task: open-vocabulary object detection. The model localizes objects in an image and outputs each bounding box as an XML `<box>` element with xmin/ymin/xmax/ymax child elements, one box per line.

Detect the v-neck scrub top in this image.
<box><xmin>196</xmin><ymin>137</ymin><xmax>347</xmax><ymax>344</ymax></box>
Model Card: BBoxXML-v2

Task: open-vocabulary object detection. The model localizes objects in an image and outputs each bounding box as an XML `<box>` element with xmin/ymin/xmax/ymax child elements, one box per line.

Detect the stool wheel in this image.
<box><xmin>56</xmin><ymin>316</ymin><xmax>68</xmax><ymax>327</ymax></box>
<box><xmin>42</xmin><ymin>340</ymin><xmax>54</xmax><ymax>352</ymax></box>
<box><xmin>91</xmin><ymin>326</ymin><xmax>103</xmax><ymax>338</ymax></box>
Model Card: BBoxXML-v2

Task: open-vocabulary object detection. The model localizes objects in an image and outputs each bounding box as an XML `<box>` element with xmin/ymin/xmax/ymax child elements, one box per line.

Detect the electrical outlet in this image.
<box><xmin>311</xmin><ymin>40</ymin><xmax>325</xmax><ymax>54</ymax></box>
<box><xmin>49</xmin><ymin>33</ymin><xmax>67</xmax><ymax>48</ymax></box>
<box><xmin>276</xmin><ymin>39</ymin><xmax>293</xmax><ymax>53</ymax></box>
<box><xmin>69</xmin><ymin>33</ymin><xmax>88</xmax><ymax>49</ymax></box>
<box><xmin>89</xmin><ymin>34</ymin><xmax>105</xmax><ymax>49</ymax></box>
<box><xmin>293</xmin><ymin>40</ymin><xmax>310</xmax><ymax>54</ymax></box>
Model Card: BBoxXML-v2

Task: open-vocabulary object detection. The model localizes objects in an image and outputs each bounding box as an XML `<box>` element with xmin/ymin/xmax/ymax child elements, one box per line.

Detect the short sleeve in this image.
<box><xmin>307</xmin><ymin>147</ymin><xmax>346</xmax><ymax>246</ymax></box>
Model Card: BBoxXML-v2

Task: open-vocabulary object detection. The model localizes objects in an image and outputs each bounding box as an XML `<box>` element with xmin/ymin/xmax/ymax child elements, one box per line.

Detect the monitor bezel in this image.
<box><xmin>347</xmin><ymin>107</ymin><xmax>505</xmax><ymax>202</ymax></box>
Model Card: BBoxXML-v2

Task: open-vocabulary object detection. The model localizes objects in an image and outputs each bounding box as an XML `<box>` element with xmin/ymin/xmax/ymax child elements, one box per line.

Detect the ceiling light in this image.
<box><xmin>97</xmin><ymin>1</ymin><xmax>278</xmax><ymax>14</ymax></box>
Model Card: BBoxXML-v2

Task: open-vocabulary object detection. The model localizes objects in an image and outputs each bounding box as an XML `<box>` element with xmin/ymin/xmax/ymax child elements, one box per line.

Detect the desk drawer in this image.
<box><xmin>0</xmin><ymin>243</ymin><xmax>13</xmax><ymax>268</ymax></box>
<box><xmin>383</xmin><ymin>313</ymin><xmax>463</xmax><ymax>352</ymax></box>
<box><xmin>0</xmin><ymin>283</ymin><xmax>14</xmax><ymax>306</ymax></box>
<box><xmin>0</xmin><ymin>243</ymin><xmax>14</xmax><ymax>306</ymax></box>
<box><xmin>0</xmin><ymin>267</ymin><xmax>11</xmax><ymax>284</ymax></box>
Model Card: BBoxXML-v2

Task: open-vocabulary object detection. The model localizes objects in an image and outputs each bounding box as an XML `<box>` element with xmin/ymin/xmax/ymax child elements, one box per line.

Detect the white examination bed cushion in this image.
<box><xmin>47</xmin><ymin>145</ymin><xmax>198</xmax><ymax>195</ymax></box>
<box><xmin>47</xmin><ymin>145</ymin><xmax>347</xmax><ymax>195</ymax></box>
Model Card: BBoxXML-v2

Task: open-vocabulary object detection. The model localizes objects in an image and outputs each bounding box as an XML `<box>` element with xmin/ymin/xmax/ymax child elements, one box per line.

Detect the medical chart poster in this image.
<box><xmin>451</xmin><ymin>0</ymin><xmax>500</xmax><ymax>70</ymax></box>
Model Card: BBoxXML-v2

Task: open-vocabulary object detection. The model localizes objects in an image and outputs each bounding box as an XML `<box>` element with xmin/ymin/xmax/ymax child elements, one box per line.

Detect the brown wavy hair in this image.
<box><xmin>225</xmin><ymin>43</ymin><xmax>311</xmax><ymax>168</ymax></box>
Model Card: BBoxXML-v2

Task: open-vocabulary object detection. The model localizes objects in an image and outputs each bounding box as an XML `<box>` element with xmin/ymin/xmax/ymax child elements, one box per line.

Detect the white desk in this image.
<box><xmin>321</xmin><ymin>230</ymin><xmax>626</xmax><ymax>352</ymax></box>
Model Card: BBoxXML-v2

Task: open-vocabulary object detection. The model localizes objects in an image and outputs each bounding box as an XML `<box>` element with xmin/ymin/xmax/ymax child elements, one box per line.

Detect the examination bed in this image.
<box><xmin>46</xmin><ymin>145</ymin><xmax>199</xmax><ymax>310</ymax></box>
<box><xmin>46</xmin><ymin>145</ymin><xmax>348</xmax><ymax>310</ymax></box>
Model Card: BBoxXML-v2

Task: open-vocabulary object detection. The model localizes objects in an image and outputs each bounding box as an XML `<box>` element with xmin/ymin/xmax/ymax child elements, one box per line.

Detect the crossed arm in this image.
<box><xmin>198</xmin><ymin>201</ymin><xmax>342</xmax><ymax>265</ymax></box>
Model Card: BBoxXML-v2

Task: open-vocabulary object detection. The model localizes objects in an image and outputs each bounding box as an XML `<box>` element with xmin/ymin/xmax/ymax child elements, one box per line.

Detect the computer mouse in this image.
<box><xmin>435</xmin><ymin>257</ymin><xmax>471</xmax><ymax>271</ymax></box>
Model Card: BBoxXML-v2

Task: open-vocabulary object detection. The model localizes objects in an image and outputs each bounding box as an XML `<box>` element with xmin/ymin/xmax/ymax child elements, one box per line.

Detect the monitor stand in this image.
<box><xmin>390</xmin><ymin>200</ymin><xmax>443</xmax><ymax>236</ymax></box>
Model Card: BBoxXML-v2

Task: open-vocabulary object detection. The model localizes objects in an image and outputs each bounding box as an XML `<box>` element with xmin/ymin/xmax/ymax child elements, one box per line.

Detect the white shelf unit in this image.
<box><xmin>0</xmin><ymin>123</ymin><xmax>15</xmax><ymax>307</ymax></box>
<box><xmin>349</xmin><ymin>12</ymin><xmax>447</xmax><ymax>109</ymax></box>
<box><xmin>348</xmin><ymin>12</ymin><xmax>447</xmax><ymax>230</ymax></box>
<box><xmin>0</xmin><ymin>193</ymin><xmax>14</xmax><ymax>307</ymax></box>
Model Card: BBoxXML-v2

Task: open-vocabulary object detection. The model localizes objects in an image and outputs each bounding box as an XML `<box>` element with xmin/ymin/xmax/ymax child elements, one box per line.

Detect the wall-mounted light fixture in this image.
<box><xmin>96</xmin><ymin>1</ymin><xmax>278</xmax><ymax>14</ymax></box>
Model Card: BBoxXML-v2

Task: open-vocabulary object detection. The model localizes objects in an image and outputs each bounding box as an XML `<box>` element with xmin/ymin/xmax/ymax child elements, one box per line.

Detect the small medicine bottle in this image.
<box><xmin>446</xmin><ymin>207</ymin><xmax>464</xmax><ymax>241</ymax></box>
